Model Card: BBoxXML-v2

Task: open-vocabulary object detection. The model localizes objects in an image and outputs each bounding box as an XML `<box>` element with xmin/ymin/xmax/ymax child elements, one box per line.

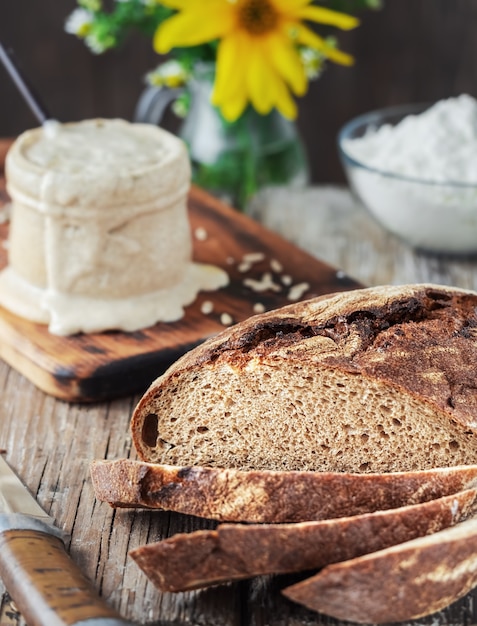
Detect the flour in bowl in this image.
<box><xmin>340</xmin><ymin>95</ymin><xmax>477</xmax><ymax>253</ymax></box>
<box><xmin>343</xmin><ymin>94</ymin><xmax>477</xmax><ymax>183</ymax></box>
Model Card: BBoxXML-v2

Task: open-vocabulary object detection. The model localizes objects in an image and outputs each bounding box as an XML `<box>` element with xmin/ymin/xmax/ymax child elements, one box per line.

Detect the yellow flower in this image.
<box><xmin>154</xmin><ymin>0</ymin><xmax>359</xmax><ymax>122</ymax></box>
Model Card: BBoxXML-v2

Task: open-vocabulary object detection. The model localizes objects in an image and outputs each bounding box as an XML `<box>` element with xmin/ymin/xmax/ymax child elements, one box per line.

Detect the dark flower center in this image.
<box><xmin>238</xmin><ymin>0</ymin><xmax>279</xmax><ymax>35</ymax></box>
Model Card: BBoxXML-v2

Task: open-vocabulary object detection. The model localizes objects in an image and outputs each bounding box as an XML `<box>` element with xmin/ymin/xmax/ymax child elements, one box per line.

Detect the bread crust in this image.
<box><xmin>129</xmin><ymin>488</ymin><xmax>477</xmax><ymax>592</ymax></box>
<box><xmin>90</xmin><ymin>458</ymin><xmax>477</xmax><ymax>523</ymax></box>
<box><xmin>100</xmin><ymin>284</ymin><xmax>477</xmax><ymax>619</ymax></box>
<box><xmin>283</xmin><ymin>516</ymin><xmax>477</xmax><ymax>623</ymax></box>
<box><xmin>130</xmin><ymin>284</ymin><xmax>477</xmax><ymax>471</ymax></box>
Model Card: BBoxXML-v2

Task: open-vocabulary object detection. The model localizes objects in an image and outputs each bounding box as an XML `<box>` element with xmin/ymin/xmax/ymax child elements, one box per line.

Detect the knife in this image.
<box><xmin>0</xmin><ymin>454</ymin><xmax>135</xmax><ymax>626</ymax></box>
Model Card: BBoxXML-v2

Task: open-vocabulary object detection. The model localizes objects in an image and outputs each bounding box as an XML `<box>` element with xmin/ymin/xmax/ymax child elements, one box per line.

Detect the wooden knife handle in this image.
<box><xmin>0</xmin><ymin>528</ymin><xmax>134</xmax><ymax>626</ymax></box>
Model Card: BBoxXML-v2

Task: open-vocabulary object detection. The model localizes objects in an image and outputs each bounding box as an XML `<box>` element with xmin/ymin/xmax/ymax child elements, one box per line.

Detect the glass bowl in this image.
<box><xmin>337</xmin><ymin>103</ymin><xmax>477</xmax><ymax>254</ymax></box>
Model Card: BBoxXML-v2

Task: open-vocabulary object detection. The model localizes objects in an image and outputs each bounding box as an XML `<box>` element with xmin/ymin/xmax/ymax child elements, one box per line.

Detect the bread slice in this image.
<box><xmin>129</xmin><ymin>488</ymin><xmax>477</xmax><ymax>592</ymax></box>
<box><xmin>283</xmin><ymin>516</ymin><xmax>477</xmax><ymax>623</ymax></box>
<box><xmin>90</xmin><ymin>458</ymin><xmax>477</xmax><ymax>523</ymax></box>
<box><xmin>130</xmin><ymin>284</ymin><xmax>477</xmax><ymax>473</ymax></box>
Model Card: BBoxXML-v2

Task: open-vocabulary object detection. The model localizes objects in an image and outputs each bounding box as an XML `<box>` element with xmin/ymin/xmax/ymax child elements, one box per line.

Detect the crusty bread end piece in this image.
<box><xmin>90</xmin><ymin>458</ymin><xmax>477</xmax><ymax>523</ymax></box>
<box><xmin>130</xmin><ymin>284</ymin><xmax>477</xmax><ymax>473</ymax></box>
<box><xmin>129</xmin><ymin>488</ymin><xmax>477</xmax><ymax>592</ymax></box>
<box><xmin>283</xmin><ymin>516</ymin><xmax>477</xmax><ymax>623</ymax></box>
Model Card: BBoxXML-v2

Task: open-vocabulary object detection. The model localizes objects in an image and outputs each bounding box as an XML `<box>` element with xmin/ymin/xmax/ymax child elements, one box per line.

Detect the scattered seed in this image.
<box><xmin>194</xmin><ymin>227</ymin><xmax>208</xmax><ymax>241</ymax></box>
<box><xmin>243</xmin><ymin>272</ymin><xmax>281</xmax><ymax>293</ymax></box>
<box><xmin>253</xmin><ymin>302</ymin><xmax>266</xmax><ymax>314</ymax></box>
<box><xmin>270</xmin><ymin>258</ymin><xmax>283</xmax><ymax>273</ymax></box>
<box><xmin>220</xmin><ymin>312</ymin><xmax>234</xmax><ymax>326</ymax></box>
<box><xmin>336</xmin><ymin>270</ymin><xmax>347</xmax><ymax>279</ymax></box>
<box><xmin>238</xmin><ymin>262</ymin><xmax>252</xmax><ymax>273</ymax></box>
<box><xmin>288</xmin><ymin>282</ymin><xmax>310</xmax><ymax>301</ymax></box>
<box><xmin>243</xmin><ymin>252</ymin><xmax>266</xmax><ymax>264</ymax></box>
<box><xmin>200</xmin><ymin>300</ymin><xmax>214</xmax><ymax>315</ymax></box>
<box><xmin>281</xmin><ymin>274</ymin><xmax>293</xmax><ymax>286</ymax></box>
<box><xmin>226</xmin><ymin>257</ymin><xmax>235</xmax><ymax>265</ymax></box>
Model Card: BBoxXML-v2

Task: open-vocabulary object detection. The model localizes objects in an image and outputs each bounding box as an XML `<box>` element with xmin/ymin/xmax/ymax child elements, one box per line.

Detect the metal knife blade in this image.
<box><xmin>0</xmin><ymin>454</ymin><xmax>134</xmax><ymax>626</ymax></box>
<box><xmin>0</xmin><ymin>455</ymin><xmax>52</xmax><ymax>521</ymax></box>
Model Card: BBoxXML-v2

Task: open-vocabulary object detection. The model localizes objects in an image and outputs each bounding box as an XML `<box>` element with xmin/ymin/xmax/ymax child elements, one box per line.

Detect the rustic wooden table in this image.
<box><xmin>2</xmin><ymin>181</ymin><xmax>477</xmax><ymax>626</ymax></box>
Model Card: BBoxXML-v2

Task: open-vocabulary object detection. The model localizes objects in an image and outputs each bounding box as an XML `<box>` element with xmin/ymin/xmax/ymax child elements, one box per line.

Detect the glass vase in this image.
<box><xmin>134</xmin><ymin>64</ymin><xmax>310</xmax><ymax>211</ymax></box>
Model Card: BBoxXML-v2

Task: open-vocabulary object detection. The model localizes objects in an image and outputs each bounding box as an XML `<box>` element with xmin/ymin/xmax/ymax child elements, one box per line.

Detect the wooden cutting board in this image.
<box><xmin>0</xmin><ymin>143</ymin><xmax>360</xmax><ymax>402</ymax></box>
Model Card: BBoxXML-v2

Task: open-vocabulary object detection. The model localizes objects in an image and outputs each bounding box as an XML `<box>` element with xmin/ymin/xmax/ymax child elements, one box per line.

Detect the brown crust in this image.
<box><xmin>90</xmin><ymin>458</ymin><xmax>477</xmax><ymax>523</ymax></box>
<box><xmin>129</xmin><ymin>488</ymin><xmax>477</xmax><ymax>592</ymax></box>
<box><xmin>282</xmin><ymin>516</ymin><xmax>477</xmax><ymax>623</ymax></box>
<box><xmin>131</xmin><ymin>284</ymin><xmax>477</xmax><ymax>463</ymax></box>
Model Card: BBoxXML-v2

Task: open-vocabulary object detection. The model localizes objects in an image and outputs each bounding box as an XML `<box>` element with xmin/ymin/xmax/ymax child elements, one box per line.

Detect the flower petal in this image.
<box><xmin>264</xmin><ymin>31</ymin><xmax>307</xmax><ymax>96</ymax></box>
<box><xmin>272</xmin><ymin>0</ymin><xmax>312</xmax><ymax>12</ymax></box>
<box><xmin>212</xmin><ymin>35</ymin><xmax>250</xmax><ymax>121</ymax></box>
<box><xmin>220</xmin><ymin>95</ymin><xmax>248</xmax><ymax>122</ymax></box>
<box><xmin>154</xmin><ymin>4</ymin><xmax>233</xmax><ymax>53</ymax></box>
<box><xmin>246</xmin><ymin>40</ymin><xmax>298</xmax><ymax>120</ymax></box>
<box><xmin>265</xmin><ymin>67</ymin><xmax>298</xmax><ymax>119</ymax></box>
<box><xmin>246</xmin><ymin>43</ymin><xmax>274</xmax><ymax>115</ymax></box>
<box><xmin>296</xmin><ymin>24</ymin><xmax>355</xmax><ymax>65</ymax></box>
<box><xmin>299</xmin><ymin>5</ymin><xmax>359</xmax><ymax>30</ymax></box>
<box><xmin>212</xmin><ymin>34</ymin><xmax>248</xmax><ymax>105</ymax></box>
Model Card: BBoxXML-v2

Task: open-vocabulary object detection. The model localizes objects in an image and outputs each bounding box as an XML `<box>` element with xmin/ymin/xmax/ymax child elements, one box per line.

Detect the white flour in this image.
<box><xmin>343</xmin><ymin>94</ymin><xmax>477</xmax><ymax>183</ymax></box>
<box><xmin>341</xmin><ymin>94</ymin><xmax>477</xmax><ymax>253</ymax></box>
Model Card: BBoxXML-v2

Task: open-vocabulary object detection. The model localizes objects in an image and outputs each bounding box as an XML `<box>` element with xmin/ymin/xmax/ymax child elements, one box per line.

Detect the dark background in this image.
<box><xmin>0</xmin><ymin>0</ymin><xmax>475</xmax><ymax>183</ymax></box>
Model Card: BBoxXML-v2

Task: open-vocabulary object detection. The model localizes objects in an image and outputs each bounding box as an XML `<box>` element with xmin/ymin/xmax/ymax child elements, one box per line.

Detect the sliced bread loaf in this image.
<box><xmin>129</xmin><ymin>488</ymin><xmax>477</xmax><ymax>592</ymax></box>
<box><xmin>131</xmin><ymin>284</ymin><xmax>477</xmax><ymax>472</ymax></box>
<box><xmin>282</xmin><ymin>516</ymin><xmax>477</xmax><ymax>623</ymax></box>
<box><xmin>90</xmin><ymin>458</ymin><xmax>477</xmax><ymax>523</ymax></box>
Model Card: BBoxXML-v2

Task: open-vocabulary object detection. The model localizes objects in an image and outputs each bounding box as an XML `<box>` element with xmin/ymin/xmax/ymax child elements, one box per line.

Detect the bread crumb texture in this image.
<box><xmin>131</xmin><ymin>284</ymin><xmax>477</xmax><ymax>473</ymax></box>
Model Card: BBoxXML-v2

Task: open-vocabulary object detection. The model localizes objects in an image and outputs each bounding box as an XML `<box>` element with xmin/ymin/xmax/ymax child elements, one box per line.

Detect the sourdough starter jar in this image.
<box><xmin>0</xmin><ymin>119</ymin><xmax>227</xmax><ymax>335</ymax></box>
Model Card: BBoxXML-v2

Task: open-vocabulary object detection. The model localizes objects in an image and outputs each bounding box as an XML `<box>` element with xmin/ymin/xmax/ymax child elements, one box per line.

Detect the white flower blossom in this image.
<box><xmin>65</xmin><ymin>8</ymin><xmax>94</xmax><ymax>37</ymax></box>
<box><xmin>299</xmin><ymin>47</ymin><xmax>325</xmax><ymax>80</ymax></box>
<box><xmin>146</xmin><ymin>60</ymin><xmax>189</xmax><ymax>88</ymax></box>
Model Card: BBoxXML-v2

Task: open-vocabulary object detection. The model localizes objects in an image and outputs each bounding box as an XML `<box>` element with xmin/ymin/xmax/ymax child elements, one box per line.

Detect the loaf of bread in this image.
<box><xmin>131</xmin><ymin>284</ymin><xmax>477</xmax><ymax>472</ymax></box>
<box><xmin>129</xmin><ymin>488</ymin><xmax>477</xmax><ymax>592</ymax></box>
<box><xmin>283</xmin><ymin>516</ymin><xmax>477</xmax><ymax>623</ymax></box>
<box><xmin>90</xmin><ymin>458</ymin><xmax>477</xmax><ymax>523</ymax></box>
